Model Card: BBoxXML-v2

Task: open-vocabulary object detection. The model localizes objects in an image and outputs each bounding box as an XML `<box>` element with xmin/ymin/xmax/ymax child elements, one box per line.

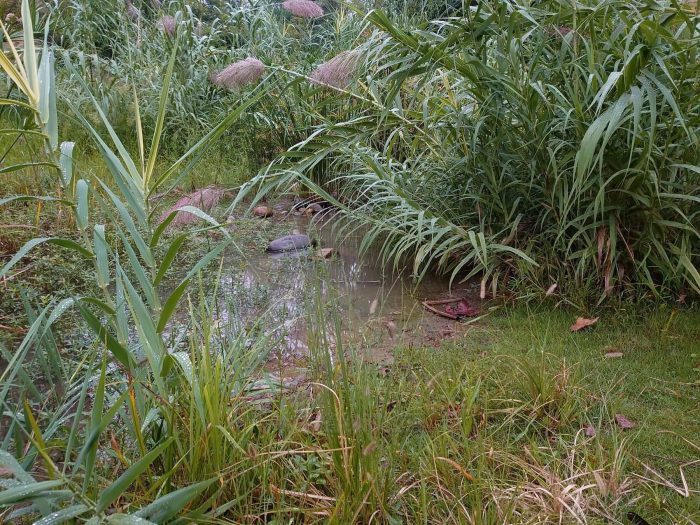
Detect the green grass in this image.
<box><xmin>306</xmin><ymin>305</ymin><xmax>700</xmax><ymax>523</ymax></box>
<box><xmin>2</xmin><ymin>0</ymin><xmax>699</xmax><ymax>522</ymax></box>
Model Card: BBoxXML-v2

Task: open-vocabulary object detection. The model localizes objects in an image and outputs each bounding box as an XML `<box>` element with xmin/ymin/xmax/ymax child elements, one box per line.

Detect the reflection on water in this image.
<box><xmin>186</xmin><ymin>215</ymin><xmax>481</xmax><ymax>371</ymax></box>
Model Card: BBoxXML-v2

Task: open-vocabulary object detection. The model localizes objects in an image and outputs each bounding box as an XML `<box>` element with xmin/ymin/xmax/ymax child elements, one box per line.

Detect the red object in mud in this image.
<box><xmin>444</xmin><ymin>300</ymin><xmax>479</xmax><ymax>318</ymax></box>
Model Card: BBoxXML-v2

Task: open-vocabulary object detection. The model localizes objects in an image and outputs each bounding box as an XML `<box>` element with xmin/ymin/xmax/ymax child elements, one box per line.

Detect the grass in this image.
<box><xmin>312</xmin><ymin>305</ymin><xmax>700</xmax><ymax>523</ymax></box>
<box><xmin>3</xmin><ymin>199</ymin><xmax>699</xmax><ymax>522</ymax></box>
<box><xmin>244</xmin><ymin>0</ymin><xmax>700</xmax><ymax>300</ymax></box>
<box><xmin>1</xmin><ymin>0</ymin><xmax>699</xmax><ymax>523</ymax></box>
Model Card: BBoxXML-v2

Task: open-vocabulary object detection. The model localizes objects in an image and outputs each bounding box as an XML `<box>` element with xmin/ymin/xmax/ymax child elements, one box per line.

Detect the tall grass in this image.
<box><xmin>240</xmin><ymin>0</ymin><xmax>700</xmax><ymax>301</ymax></box>
<box><xmin>51</xmin><ymin>0</ymin><xmax>368</xmax><ymax>166</ymax></box>
<box><xmin>2</xmin><ymin>1</ymin><xmax>699</xmax><ymax>523</ymax></box>
<box><xmin>0</xmin><ymin>2</ymin><xmax>264</xmax><ymax>520</ymax></box>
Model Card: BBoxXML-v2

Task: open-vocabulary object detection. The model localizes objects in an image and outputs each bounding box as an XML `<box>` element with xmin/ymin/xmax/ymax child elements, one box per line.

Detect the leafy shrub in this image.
<box><xmin>243</xmin><ymin>0</ymin><xmax>700</xmax><ymax>301</ymax></box>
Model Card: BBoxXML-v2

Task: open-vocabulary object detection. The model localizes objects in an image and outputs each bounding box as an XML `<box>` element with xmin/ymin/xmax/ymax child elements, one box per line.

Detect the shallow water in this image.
<box><xmin>198</xmin><ymin>213</ymin><xmax>483</xmax><ymax>372</ymax></box>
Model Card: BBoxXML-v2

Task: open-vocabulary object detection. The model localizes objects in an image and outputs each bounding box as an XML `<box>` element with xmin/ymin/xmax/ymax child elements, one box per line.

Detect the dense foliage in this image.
<box><xmin>243</xmin><ymin>0</ymin><xmax>700</xmax><ymax>301</ymax></box>
<box><xmin>1</xmin><ymin>0</ymin><xmax>699</xmax><ymax>523</ymax></box>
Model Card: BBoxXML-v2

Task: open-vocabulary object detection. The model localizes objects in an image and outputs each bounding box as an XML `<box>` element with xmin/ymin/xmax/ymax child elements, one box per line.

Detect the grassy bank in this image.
<box><xmin>1</xmin><ymin>0</ymin><xmax>699</xmax><ymax>522</ymax></box>
<box><xmin>5</xmin><ymin>283</ymin><xmax>698</xmax><ymax>523</ymax></box>
<box><xmin>282</xmin><ymin>305</ymin><xmax>700</xmax><ymax>523</ymax></box>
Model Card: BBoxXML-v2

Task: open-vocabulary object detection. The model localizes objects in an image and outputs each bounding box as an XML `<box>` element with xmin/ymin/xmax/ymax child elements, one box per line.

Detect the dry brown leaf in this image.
<box><xmin>614</xmin><ymin>413</ymin><xmax>635</xmax><ymax>430</ymax></box>
<box><xmin>570</xmin><ymin>317</ymin><xmax>599</xmax><ymax>332</ymax></box>
<box><xmin>316</xmin><ymin>248</ymin><xmax>335</xmax><ymax>259</ymax></box>
<box><xmin>546</xmin><ymin>283</ymin><xmax>558</xmax><ymax>296</ymax></box>
<box><xmin>605</xmin><ymin>351</ymin><xmax>624</xmax><ymax>358</ymax></box>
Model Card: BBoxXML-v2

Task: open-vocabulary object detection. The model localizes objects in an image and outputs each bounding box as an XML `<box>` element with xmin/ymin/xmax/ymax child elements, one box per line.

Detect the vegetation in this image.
<box><xmin>0</xmin><ymin>0</ymin><xmax>698</xmax><ymax>523</ymax></box>
<box><xmin>242</xmin><ymin>0</ymin><xmax>700</xmax><ymax>301</ymax></box>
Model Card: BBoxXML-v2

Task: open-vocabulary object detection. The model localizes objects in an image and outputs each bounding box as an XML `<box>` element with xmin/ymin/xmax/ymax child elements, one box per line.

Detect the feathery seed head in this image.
<box><xmin>211</xmin><ymin>58</ymin><xmax>266</xmax><ymax>90</ymax></box>
<box><xmin>281</xmin><ymin>0</ymin><xmax>324</xmax><ymax>19</ymax></box>
<box><xmin>126</xmin><ymin>0</ymin><xmax>141</xmax><ymax>21</ymax></box>
<box><xmin>158</xmin><ymin>15</ymin><xmax>176</xmax><ymax>36</ymax></box>
<box><xmin>310</xmin><ymin>50</ymin><xmax>360</xmax><ymax>89</ymax></box>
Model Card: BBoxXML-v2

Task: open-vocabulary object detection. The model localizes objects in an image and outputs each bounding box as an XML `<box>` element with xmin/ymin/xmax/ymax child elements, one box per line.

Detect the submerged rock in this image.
<box><xmin>267</xmin><ymin>234</ymin><xmax>312</xmax><ymax>253</ymax></box>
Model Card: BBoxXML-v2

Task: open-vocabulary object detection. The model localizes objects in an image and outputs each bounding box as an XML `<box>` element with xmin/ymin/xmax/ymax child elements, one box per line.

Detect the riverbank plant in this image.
<box><xmin>241</xmin><ymin>0</ymin><xmax>700</xmax><ymax>302</ymax></box>
<box><xmin>1</xmin><ymin>0</ymin><xmax>699</xmax><ymax>523</ymax></box>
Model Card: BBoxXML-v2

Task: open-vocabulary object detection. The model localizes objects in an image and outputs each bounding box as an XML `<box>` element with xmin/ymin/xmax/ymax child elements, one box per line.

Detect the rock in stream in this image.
<box><xmin>267</xmin><ymin>234</ymin><xmax>313</xmax><ymax>253</ymax></box>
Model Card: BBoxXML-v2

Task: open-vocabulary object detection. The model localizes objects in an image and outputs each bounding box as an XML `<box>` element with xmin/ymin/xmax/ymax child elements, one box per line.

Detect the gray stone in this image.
<box><xmin>267</xmin><ymin>234</ymin><xmax>312</xmax><ymax>253</ymax></box>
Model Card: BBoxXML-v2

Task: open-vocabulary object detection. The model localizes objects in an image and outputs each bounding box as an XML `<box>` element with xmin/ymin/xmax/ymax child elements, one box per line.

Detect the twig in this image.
<box><xmin>423</xmin><ymin>297</ymin><xmax>467</xmax><ymax>306</ymax></box>
<box><xmin>421</xmin><ymin>301</ymin><xmax>458</xmax><ymax>320</ymax></box>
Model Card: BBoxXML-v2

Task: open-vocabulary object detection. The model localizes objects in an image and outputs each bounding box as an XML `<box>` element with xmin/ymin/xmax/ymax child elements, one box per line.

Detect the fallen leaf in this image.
<box><xmin>614</xmin><ymin>414</ymin><xmax>635</xmax><ymax>430</ymax></box>
<box><xmin>605</xmin><ymin>351</ymin><xmax>624</xmax><ymax>358</ymax></box>
<box><xmin>584</xmin><ymin>425</ymin><xmax>597</xmax><ymax>437</ymax></box>
<box><xmin>546</xmin><ymin>283</ymin><xmax>558</xmax><ymax>296</ymax></box>
<box><xmin>444</xmin><ymin>300</ymin><xmax>479</xmax><ymax>318</ymax></box>
<box><xmin>570</xmin><ymin>317</ymin><xmax>599</xmax><ymax>332</ymax></box>
<box><xmin>316</xmin><ymin>248</ymin><xmax>335</xmax><ymax>259</ymax></box>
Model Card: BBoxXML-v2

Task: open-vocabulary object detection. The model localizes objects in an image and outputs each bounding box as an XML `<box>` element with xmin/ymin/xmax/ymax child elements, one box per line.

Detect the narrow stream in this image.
<box><xmin>188</xmin><ymin>212</ymin><xmax>483</xmax><ymax>378</ymax></box>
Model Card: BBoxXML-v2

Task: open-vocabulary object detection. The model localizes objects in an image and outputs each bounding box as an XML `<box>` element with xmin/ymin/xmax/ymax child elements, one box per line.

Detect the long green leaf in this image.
<box><xmin>96</xmin><ymin>438</ymin><xmax>173</xmax><ymax>514</ymax></box>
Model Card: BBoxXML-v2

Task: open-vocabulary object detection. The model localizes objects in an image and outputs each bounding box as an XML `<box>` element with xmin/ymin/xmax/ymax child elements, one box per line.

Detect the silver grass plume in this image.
<box><xmin>281</xmin><ymin>0</ymin><xmax>324</xmax><ymax>19</ymax></box>
<box><xmin>158</xmin><ymin>15</ymin><xmax>176</xmax><ymax>36</ymax></box>
<box><xmin>211</xmin><ymin>58</ymin><xmax>265</xmax><ymax>90</ymax></box>
<box><xmin>126</xmin><ymin>0</ymin><xmax>141</xmax><ymax>21</ymax></box>
<box><xmin>310</xmin><ymin>50</ymin><xmax>361</xmax><ymax>89</ymax></box>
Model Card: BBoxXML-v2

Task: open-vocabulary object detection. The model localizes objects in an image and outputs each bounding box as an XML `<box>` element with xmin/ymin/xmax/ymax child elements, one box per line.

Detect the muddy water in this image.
<box><xmin>205</xmin><ymin>213</ymin><xmax>482</xmax><ymax>376</ymax></box>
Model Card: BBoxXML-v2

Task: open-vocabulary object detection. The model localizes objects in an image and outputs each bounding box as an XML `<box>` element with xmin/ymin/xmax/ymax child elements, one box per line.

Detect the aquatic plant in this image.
<box><xmin>241</xmin><ymin>0</ymin><xmax>700</xmax><ymax>301</ymax></box>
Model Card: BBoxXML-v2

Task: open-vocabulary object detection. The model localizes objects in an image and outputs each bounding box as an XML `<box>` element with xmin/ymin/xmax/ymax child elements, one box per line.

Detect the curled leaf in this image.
<box><xmin>570</xmin><ymin>317</ymin><xmax>599</xmax><ymax>332</ymax></box>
